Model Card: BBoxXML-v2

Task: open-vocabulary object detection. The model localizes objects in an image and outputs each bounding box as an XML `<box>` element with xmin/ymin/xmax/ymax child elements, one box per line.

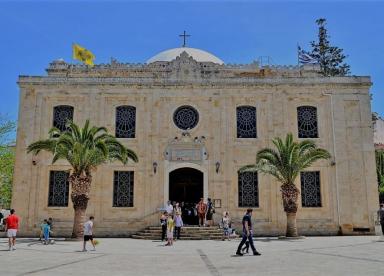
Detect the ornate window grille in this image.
<box><xmin>53</xmin><ymin>105</ymin><xmax>74</xmax><ymax>132</ymax></box>
<box><xmin>113</xmin><ymin>171</ymin><xmax>134</xmax><ymax>207</ymax></box>
<box><xmin>237</xmin><ymin>106</ymin><xmax>257</xmax><ymax>138</ymax></box>
<box><xmin>238</xmin><ymin>171</ymin><xmax>259</xmax><ymax>207</ymax></box>
<box><xmin>301</xmin><ymin>171</ymin><xmax>321</xmax><ymax>207</ymax></box>
<box><xmin>48</xmin><ymin>171</ymin><xmax>69</xmax><ymax>207</ymax></box>
<box><xmin>115</xmin><ymin>106</ymin><xmax>136</xmax><ymax>138</ymax></box>
<box><xmin>173</xmin><ymin>105</ymin><xmax>199</xmax><ymax>130</ymax></box>
<box><xmin>297</xmin><ymin>106</ymin><xmax>318</xmax><ymax>138</ymax></box>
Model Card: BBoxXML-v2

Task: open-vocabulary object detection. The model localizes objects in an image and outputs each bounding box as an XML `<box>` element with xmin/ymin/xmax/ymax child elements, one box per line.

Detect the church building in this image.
<box><xmin>12</xmin><ymin>44</ymin><xmax>378</xmax><ymax>236</ymax></box>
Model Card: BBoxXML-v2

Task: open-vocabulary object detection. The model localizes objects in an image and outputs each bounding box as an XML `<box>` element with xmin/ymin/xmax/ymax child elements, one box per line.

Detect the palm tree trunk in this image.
<box><xmin>69</xmin><ymin>174</ymin><xmax>92</xmax><ymax>239</ymax></box>
<box><xmin>286</xmin><ymin>212</ymin><xmax>298</xmax><ymax>237</ymax></box>
<box><xmin>281</xmin><ymin>183</ymin><xmax>299</xmax><ymax>237</ymax></box>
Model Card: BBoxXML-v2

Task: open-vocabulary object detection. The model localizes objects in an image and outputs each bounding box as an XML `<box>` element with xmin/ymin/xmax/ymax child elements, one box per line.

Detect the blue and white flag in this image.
<box><xmin>298</xmin><ymin>46</ymin><xmax>318</xmax><ymax>64</ymax></box>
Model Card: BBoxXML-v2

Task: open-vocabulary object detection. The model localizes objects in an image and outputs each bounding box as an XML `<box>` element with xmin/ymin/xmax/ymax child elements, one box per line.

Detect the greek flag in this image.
<box><xmin>298</xmin><ymin>46</ymin><xmax>317</xmax><ymax>64</ymax></box>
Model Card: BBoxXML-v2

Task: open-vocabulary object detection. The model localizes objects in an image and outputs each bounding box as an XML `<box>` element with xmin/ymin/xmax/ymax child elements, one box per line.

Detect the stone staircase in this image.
<box><xmin>131</xmin><ymin>226</ymin><xmax>224</xmax><ymax>240</ymax></box>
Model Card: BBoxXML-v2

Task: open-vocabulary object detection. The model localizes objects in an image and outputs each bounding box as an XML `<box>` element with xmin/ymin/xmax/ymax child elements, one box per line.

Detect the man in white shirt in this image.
<box><xmin>166</xmin><ymin>201</ymin><xmax>173</xmax><ymax>215</ymax></box>
<box><xmin>82</xmin><ymin>216</ymin><xmax>95</xmax><ymax>252</ymax></box>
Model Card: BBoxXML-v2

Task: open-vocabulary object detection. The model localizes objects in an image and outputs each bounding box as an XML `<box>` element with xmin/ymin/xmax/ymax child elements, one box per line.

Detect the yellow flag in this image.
<box><xmin>72</xmin><ymin>43</ymin><xmax>95</xmax><ymax>66</ymax></box>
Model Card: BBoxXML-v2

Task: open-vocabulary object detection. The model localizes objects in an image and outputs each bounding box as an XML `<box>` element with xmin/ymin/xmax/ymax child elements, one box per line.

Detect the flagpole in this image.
<box><xmin>297</xmin><ymin>43</ymin><xmax>299</xmax><ymax>66</ymax></box>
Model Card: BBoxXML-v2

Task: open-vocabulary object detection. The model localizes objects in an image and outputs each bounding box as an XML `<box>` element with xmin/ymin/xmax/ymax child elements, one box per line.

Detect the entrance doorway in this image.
<box><xmin>169</xmin><ymin>168</ymin><xmax>203</xmax><ymax>225</ymax></box>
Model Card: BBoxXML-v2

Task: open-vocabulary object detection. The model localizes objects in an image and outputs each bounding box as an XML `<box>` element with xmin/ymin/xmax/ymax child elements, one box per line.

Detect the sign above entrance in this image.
<box><xmin>165</xmin><ymin>132</ymin><xmax>208</xmax><ymax>163</ymax></box>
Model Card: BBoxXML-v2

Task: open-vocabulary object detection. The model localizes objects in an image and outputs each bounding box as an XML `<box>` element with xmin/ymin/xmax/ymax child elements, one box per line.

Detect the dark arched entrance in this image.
<box><xmin>169</xmin><ymin>168</ymin><xmax>203</xmax><ymax>225</ymax></box>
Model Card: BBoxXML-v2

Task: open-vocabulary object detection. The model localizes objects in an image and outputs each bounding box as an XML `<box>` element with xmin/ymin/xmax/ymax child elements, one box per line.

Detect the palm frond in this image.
<box><xmin>27</xmin><ymin>120</ymin><xmax>138</xmax><ymax>175</ymax></box>
<box><xmin>244</xmin><ymin>133</ymin><xmax>331</xmax><ymax>185</ymax></box>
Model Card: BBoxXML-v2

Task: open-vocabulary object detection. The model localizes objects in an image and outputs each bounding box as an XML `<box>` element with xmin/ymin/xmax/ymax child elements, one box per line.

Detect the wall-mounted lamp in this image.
<box><xmin>153</xmin><ymin>162</ymin><xmax>158</xmax><ymax>174</ymax></box>
<box><xmin>330</xmin><ymin>161</ymin><xmax>336</xmax><ymax>166</ymax></box>
<box><xmin>32</xmin><ymin>157</ymin><xmax>38</xmax><ymax>166</ymax></box>
<box><xmin>215</xmin><ymin>161</ymin><xmax>220</xmax><ymax>174</ymax></box>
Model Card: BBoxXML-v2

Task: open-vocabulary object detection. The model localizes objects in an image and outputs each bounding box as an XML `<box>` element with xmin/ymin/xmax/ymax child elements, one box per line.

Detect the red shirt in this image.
<box><xmin>6</xmin><ymin>214</ymin><xmax>19</xmax><ymax>229</ymax></box>
<box><xmin>197</xmin><ymin>202</ymin><xmax>207</xmax><ymax>214</ymax></box>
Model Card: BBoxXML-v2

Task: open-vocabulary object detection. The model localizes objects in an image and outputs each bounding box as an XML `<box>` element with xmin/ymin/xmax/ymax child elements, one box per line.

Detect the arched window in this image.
<box><xmin>297</xmin><ymin>106</ymin><xmax>318</xmax><ymax>138</ymax></box>
<box><xmin>115</xmin><ymin>106</ymin><xmax>136</xmax><ymax>138</ymax></box>
<box><xmin>237</xmin><ymin>106</ymin><xmax>257</xmax><ymax>138</ymax></box>
<box><xmin>238</xmin><ymin>171</ymin><xmax>259</xmax><ymax>207</ymax></box>
<box><xmin>53</xmin><ymin>105</ymin><xmax>74</xmax><ymax>132</ymax></box>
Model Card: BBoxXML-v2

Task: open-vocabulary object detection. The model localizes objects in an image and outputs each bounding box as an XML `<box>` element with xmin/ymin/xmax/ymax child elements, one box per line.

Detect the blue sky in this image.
<box><xmin>1</xmin><ymin>0</ymin><xmax>383</xmax><ymax>123</ymax></box>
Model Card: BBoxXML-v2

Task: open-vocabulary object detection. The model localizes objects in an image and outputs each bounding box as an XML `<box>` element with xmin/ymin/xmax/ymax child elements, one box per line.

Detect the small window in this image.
<box><xmin>53</xmin><ymin>105</ymin><xmax>74</xmax><ymax>132</ymax></box>
<box><xmin>297</xmin><ymin>106</ymin><xmax>318</xmax><ymax>138</ymax></box>
<box><xmin>237</xmin><ymin>106</ymin><xmax>257</xmax><ymax>138</ymax></box>
<box><xmin>113</xmin><ymin>171</ymin><xmax>134</xmax><ymax>207</ymax></box>
<box><xmin>238</xmin><ymin>171</ymin><xmax>259</xmax><ymax>207</ymax></box>
<box><xmin>115</xmin><ymin>106</ymin><xmax>136</xmax><ymax>138</ymax></box>
<box><xmin>48</xmin><ymin>171</ymin><xmax>69</xmax><ymax>207</ymax></box>
<box><xmin>301</xmin><ymin>171</ymin><xmax>321</xmax><ymax>207</ymax></box>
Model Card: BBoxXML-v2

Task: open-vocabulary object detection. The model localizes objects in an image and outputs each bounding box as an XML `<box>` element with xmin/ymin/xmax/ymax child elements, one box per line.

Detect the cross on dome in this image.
<box><xmin>179</xmin><ymin>31</ymin><xmax>191</xmax><ymax>47</ymax></box>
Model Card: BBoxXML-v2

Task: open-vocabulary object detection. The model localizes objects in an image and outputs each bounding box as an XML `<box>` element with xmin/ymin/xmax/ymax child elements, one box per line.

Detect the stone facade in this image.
<box><xmin>12</xmin><ymin>50</ymin><xmax>378</xmax><ymax>236</ymax></box>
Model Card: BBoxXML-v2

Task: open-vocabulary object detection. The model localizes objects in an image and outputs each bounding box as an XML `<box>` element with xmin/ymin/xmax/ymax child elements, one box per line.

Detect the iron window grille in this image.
<box><xmin>48</xmin><ymin>171</ymin><xmax>69</xmax><ymax>207</ymax></box>
<box><xmin>115</xmin><ymin>106</ymin><xmax>136</xmax><ymax>138</ymax></box>
<box><xmin>173</xmin><ymin>105</ymin><xmax>199</xmax><ymax>130</ymax></box>
<box><xmin>113</xmin><ymin>171</ymin><xmax>134</xmax><ymax>207</ymax></box>
<box><xmin>297</xmin><ymin>106</ymin><xmax>318</xmax><ymax>138</ymax></box>
<box><xmin>53</xmin><ymin>105</ymin><xmax>74</xmax><ymax>132</ymax></box>
<box><xmin>301</xmin><ymin>171</ymin><xmax>322</xmax><ymax>207</ymax></box>
<box><xmin>238</xmin><ymin>171</ymin><xmax>259</xmax><ymax>207</ymax></box>
<box><xmin>237</xmin><ymin>106</ymin><xmax>257</xmax><ymax>138</ymax></box>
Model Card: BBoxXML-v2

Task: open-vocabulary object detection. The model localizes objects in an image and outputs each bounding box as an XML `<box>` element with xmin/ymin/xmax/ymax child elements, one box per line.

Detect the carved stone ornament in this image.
<box><xmin>164</xmin><ymin>131</ymin><xmax>208</xmax><ymax>163</ymax></box>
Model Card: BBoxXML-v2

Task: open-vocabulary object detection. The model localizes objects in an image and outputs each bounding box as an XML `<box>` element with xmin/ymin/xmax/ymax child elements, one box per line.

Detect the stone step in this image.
<box><xmin>132</xmin><ymin>226</ymin><xmax>225</xmax><ymax>240</ymax></box>
<box><xmin>142</xmin><ymin>229</ymin><xmax>222</xmax><ymax>234</ymax></box>
<box><xmin>131</xmin><ymin>235</ymin><xmax>223</xmax><ymax>240</ymax></box>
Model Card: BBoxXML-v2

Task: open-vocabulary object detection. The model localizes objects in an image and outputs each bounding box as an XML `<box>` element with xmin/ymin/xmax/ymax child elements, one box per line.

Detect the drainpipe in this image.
<box><xmin>323</xmin><ymin>92</ymin><xmax>341</xmax><ymax>230</ymax></box>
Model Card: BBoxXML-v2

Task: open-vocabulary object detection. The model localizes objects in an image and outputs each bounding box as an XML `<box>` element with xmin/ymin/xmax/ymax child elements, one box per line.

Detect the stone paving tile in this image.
<box><xmin>0</xmin><ymin>236</ymin><xmax>383</xmax><ymax>276</ymax></box>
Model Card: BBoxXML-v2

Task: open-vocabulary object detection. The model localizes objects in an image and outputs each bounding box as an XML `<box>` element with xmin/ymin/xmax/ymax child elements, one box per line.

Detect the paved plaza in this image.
<box><xmin>1</xmin><ymin>236</ymin><xmax>383</xmax><ymax>275</ymax></box>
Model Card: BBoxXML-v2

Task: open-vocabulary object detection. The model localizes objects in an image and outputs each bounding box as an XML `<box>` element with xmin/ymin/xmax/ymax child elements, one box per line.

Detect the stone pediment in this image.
<box><xmin>164</xmin><ymin>132</ymin><xmax>208</xmax><ymax>163</ymax></box>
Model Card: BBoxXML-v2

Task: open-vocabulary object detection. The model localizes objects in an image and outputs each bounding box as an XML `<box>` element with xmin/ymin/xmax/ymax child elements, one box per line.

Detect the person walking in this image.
<box><xmin>160</xmin><ymin>211</ymin><xmax>168</xmax><ymax>241</ymax></box>
<box><xmin>377</xmin><ymin>203</ymin><xmax>384</xmax><ymax>235</ymax></box>
<box><xmin>165</xmin><ymin>215</ymin><xmax>175</xmax><ymax>246</ymax></box>
<box><xmin>174</xmin><ymin>211</ymin><xmax>183</xmax><ymax>240</ymax></box>
<box><xmin>82</xmin><ymin>216</ymin><xmax>96</xmax><ymax>252</ymax></box>
<box><xmin>206</xmin><ymin>198</ymin><xmax>215</xmax><ymax>227</ymax></box>
<box><xmin>196</xmin><ymin>198</ymin><xmax>207</xmax><ymax>227</ymax></box>
<box><xmin>5</xmin><ymin>209</ymin><xmax>19</xmax><ymax>251</ymax></box>
<box><xmin>236</xmin><ymin>209</ymin><xmax>261</xmax><ymax>256</ymax></box>
<box><xmin>221</xmin><ymin>212</ymin><xmax>231</xmax><ymax>241</ymax></box>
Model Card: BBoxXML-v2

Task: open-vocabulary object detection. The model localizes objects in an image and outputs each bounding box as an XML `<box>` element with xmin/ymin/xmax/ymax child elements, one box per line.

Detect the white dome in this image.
<box><xmin>147</xmin><ymin>47</ymin><xmax>224</xmax><ymax>64</ymax></box>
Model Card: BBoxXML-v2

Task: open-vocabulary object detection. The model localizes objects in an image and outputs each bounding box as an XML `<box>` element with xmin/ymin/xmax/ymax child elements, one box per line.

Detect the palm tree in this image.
<box><xmin>241</xmin><ymin>133</ymin><xmax>330</xmax><ymax>237</ymax></box>
<box><xmin>27</xmin><ymin>120</ymin><xmax>138</xmax><ymax>238</ymax></box>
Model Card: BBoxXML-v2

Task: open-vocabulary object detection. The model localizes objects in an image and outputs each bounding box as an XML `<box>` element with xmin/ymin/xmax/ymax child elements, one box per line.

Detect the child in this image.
<box><xmin>160</xmin><ymin>212</ymin><xmax>168</xmax><ymax>241</ymax></box>
<box><xmin>42</xmin><ymin>220</ymin><xmax>50</xmax><ymax>245</ymax></box>
<box><xmin>165</xmin><ymin>215</ymin><xmax>175</xmax><ymax>246</ymax></box>
<box><xmin>221</xmin><ymin>212</ymin><xmax>231</xmax><ymax>241</ymax></box>
<box><xmin>174</xmin><ymin>211</ymin><xmax>183</xmax><ymax>240</ymax></box>
<box><xmin>39</xmin><ymin>219</ymin><xmax>46</xmax><ymax>241</ymax></box>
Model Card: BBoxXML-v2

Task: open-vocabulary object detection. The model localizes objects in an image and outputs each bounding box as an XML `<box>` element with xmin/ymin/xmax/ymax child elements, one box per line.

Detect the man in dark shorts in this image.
<box><xmin>236</xmin><ymin>209</ymin><xmax>261</xmax><ymax>256</ymax></box>
<box><xmin>82</xmin><ymin>216</ymin><xmax>95</xmax><ymax>251</ymax></box>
